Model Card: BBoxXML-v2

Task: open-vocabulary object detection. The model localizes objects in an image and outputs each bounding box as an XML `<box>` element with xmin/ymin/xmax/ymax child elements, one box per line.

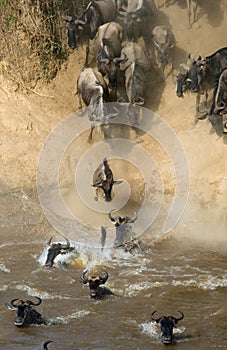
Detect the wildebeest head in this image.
<box><xmin>154</xmin><ymin>40</ymin><xmax>175</xmax><ymax>67</ymax></box>
<box><xmin>176</xmin><ymin>59</ymin><xmax>199</xmax><ymax>97</ymax></box>
<box><xmin>66</xmin><ymin>16</ymin><xmax>88</xmax><ymax>49</ymax></box>
<box><xmin>151</xmin><ymin>310</ymin><xmax>184</xmax><ymax>344</ymax></box>
<box><xmin>118</xmin><ymin>0</ymin><xmax>146</xmax><ymax>42</ymax></box>
<box><xmin>97</xmin><ymin>40</ymin><xmax>126</xmax><ymax>89</ymax></box>
<box><xmin>66</xmin><ymin>1</ymin><xmax>102</xmax><ymax>49</ymax></box>
<box><xmin>45</xmin><ymin>236</ymin><xmax>74</xmax><ymax>267</ymax></box>
<box><xmin>92</xmin><ymin>158</ymin><xmax>123</xmax><ymax>201</ymax></box>
<box><xmin>81</xmin><ymin>269</ymin><xmax>109</xmax><ymax>299</ymax></box>
<box><xmin>8</xmin><ymin>296</ymin><xmax>42</xmax><ymax>327</ymax></box>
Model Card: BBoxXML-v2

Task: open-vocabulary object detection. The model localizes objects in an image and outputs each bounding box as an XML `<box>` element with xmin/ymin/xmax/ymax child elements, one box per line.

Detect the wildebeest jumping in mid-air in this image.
<box><xmin>92</xmin><ymin>158</ymin><xmax>123</xmax><ymax>202</ymax></box>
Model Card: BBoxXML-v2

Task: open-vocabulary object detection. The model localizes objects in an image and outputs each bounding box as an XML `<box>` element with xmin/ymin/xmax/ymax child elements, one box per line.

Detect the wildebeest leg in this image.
<box><xmin>101</xmin><ymin>123</ymin><xmax>111</xmax><ymax>140</ymax></box>
<box><xmin>192</xmin><ymin>0</ymin><xmax>198</xmax><ymax>24</ymax></box>
<box><xmin>194</xmin><ymin>92</ymin><xmax>201</xmax><ymax>123</ymax></box>
<box><xmin>77</xmin><ymin>92</ymin><xmax>83</xmax><ymax>110</ymax></box>
<box><xmin>84</xmin><ymin>44</ymin><xmax>90</xmax><ymax>68</ymax></box>
<box><xmin>204</xmin><ymin>90</ymin><xmax>209</xmax><ymax>109</ymax></box>
<box><xmin>95</xmin><ymin>187</ymin><xmax>99</xmax><ymax>201</ymax></box>
<box><xmin>88</xmin><ymin>123</ymin><xmax>95</xmax><ymax>143</ymax></box>
<box><xmin>186</xmin><ymin>0</ymin><xmax>191</xmax><ymax>27</ymax></box>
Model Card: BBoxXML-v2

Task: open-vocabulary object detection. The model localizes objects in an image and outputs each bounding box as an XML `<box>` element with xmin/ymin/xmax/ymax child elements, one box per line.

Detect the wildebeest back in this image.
<box><xmin>95</xmin><ymin>0</ymin><xmax>116</xmax><ymax>23</ymax></box>
<box><xmin>120</xmin><ymin>42</ymin><xmax>151</xmax><ymax>71</ymax></box>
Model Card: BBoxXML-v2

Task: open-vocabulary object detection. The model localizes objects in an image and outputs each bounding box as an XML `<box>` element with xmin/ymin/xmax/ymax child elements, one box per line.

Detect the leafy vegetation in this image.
<box><xmin>0</xmin><ymin>0</ymin><xmax>75</xmax><ymax>87</ymax></box>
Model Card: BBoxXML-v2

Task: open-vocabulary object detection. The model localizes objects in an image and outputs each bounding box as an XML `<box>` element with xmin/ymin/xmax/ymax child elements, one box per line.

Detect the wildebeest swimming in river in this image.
<box><xmin>6</xmin><ymin>296</ymin><xmax>47</xmax><ymax>327</ymax></box>
<box><xmin>81</xmin><ymin>269</ymin><xmax>114</xmax><ymax>299</ymax></box>
<box><xmin>108</xmin><ymin>209</ymin><xmax>137</xmax><ymax>247</ymax></box>
<box><xmin>151</xmin><ymin>310</ymin><xmax>184</xmax><ymax>344</ymax></box>
<box><xmin>45</xmin><ymin>236</ymin><xmax>75</xmax><ymax>267</ymax></box>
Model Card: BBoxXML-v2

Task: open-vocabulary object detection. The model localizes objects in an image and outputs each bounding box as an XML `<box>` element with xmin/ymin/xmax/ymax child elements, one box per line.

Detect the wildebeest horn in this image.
<box><xmin>151</xmin><ymin>310</ymin><xmax>161</xmax><ymax>322</ymax></box>
<box><xmin>47</xmin><ymin>237</ymin><xmax>53</xmax><ymax>245</ymax></box>
<box><xmin>61</xmin><ymin>236</ymin><xmax>70</xmax><ymax>249</ymax></box>
<box><xmin>154</xmin><ymin>40</ymin><xmax>160</xmax><ymax>48</ymax></box>
<box><xmin>28</xmin><ymin>296</ymin><xmax>42</xmax><ymax>306</ymax></box>
<box><xmin>81</xmin><ymin>269</ymin><xmax>89</xmax><ymax>284</ymax></box>
<box><xmin>100</xmin><ymin>270</ymin><xmax>109</xmax><ymax>284</ymax></box>
<box><xmin>10</xmin><ymin>298</ymin><xmax>20</xmax><ymax>307</ymax></box>
<box><xmin>214</xmin><ymin>101</ymin><xmax>225</xmax><ymax>113</ymax></box>
<box><xmin>128</xmin><ymin>211</ymin><xmax>137</xmax><ymax>223</ymax></box>
<box><xmin>99</xmin><ymin>57</ymin><xmax>110</xmax><ymax>64</ymax></box>
<box><xmin>74</xmin><ymin>16</ymin><xmax>87</xmax><ymax>26</ymax></box>
<box><xmin>135</xmin><ymin>97</ymin><xmax>144</xmax><ymax>105</ymax></box>
<box><xmin>113</xmin><ymin>52</ymin><xmax>127</xmax><ymax>64</ymax></box>
<box><xmin>109</xmin><ymin>209</ymin><xmax>118</xmax><ymax>222</ymax></box>
<box><xmin>135</xmin><ymin>0</ymin><xmax>143</xmax><ymax>12</ymax></box>
<box><xmin>106</xmin><ymin>107</ymin><xmax>120</xmax><ymax>120</ymax></box>
<box><xmin>174</xmin><ymin>310</ymin><xmax>184</xmax><ymax>322</ymax></box>
<box><xmin>43</xmin><ymin>340</ymin><xmax>53</xmax><ymax>350</ymax></box>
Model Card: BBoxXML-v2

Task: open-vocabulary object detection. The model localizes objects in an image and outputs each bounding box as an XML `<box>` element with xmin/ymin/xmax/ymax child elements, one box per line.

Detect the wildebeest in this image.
<box><xmin>92</xmin><ymin>158</ymin><xmax>123</xmax><ymax>202</ymax></box>
<box><xmin>151</xmin><ymin>310</ymin><xmax>184</xmax><ymax>344</ymax></box>
<box><xmin>119</xmin><ymin>42</ymin><xmax>151</xmax><ymax>126</ymax></box>
<box><xmin>199</xmin><ymin>68</ymin><xmax>227</xmax><ymax>133</ymax></box>
<box><xmin>81</xmin><ymin>269</ymin><xmax>114</xmax><ymax>299</ymax></box>
<box><xmin>43</xmin><ymin>341</ymin><xmax>53</xmax><ymax>350</ymax></box>
<box><xmin>93</xmin><ymin>22</ymin><xmax>125</xmax><ymax>89</ymax></box>
<box><xmin>176</xmin><ymin>47</ymin><xmax>227</xmax><ymax>113</ymax></box>
<box><xmin>118</xmin><ymin>0</ymin><xmax>157</xmax><ymax>47</ymax></box>
<box><xmin>45</xmin><ymin>236</ymin><xmax>75</xmax><ymax>267</ymax></box>
<box><xmin>77</xmin><ymin>68</ymin><xmax>119</xmax><ymax>141</ymax></box>
<box><xmin>6</xmin><ymin>296</ymin><xmax>46</xmax><ymax>327</ymax></box>
<box><xmin>152</xmin><ymin>25</ymin><xmax>176</xmax><ymax>77</ymax></box>
<box><xmin>66</xmin><ymin>0</ymin><xmax>117</xmax><ymax>66</ymax></box>
<box><xmin>108</xmin><ymin>209</ymin><xmax>137</xmax><ymax>247</ymax></box>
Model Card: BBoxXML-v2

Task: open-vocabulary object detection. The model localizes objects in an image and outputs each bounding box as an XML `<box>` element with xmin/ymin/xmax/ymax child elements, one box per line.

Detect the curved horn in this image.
<box><xmin>108</xmin><ymin>209</ymin><xmax>118</xmax><ymax>222</ymax></box>
<box><xmin>174</xmin><ymin>310</ymin><xmax>184</xmax><ymax>322</ymax></box>
<box><xmin>74</xmin><ymin>16</ymin><xmax>87</xmax><ymax>26</ymax></box>
<box><xmin>106</xmin><ymin>107</ymin><xmax>119</xmax><ymax>120</ymax></box>
<box><xmin>151</xmin><ymin>310</ymin><xmax>161</xmax><ymax>322</ymax></box>
<box><xmin>47</xmin><ymin>237</ymin><xmax>53</xmax><ymax>246</ymax></box>
<box><xmin>43</xmin><ymin>341</ymin><xmax>53</xmax><ymax>350</ymax></box>
<box><xmin>154</xmin><ymin>40</ymin><xmax>160</xmax><ymax>48</ymax></box>
<box><xmin>117</xmin><ymin>96</ymin><xmax>127</xmax><ymax>103</ymax></box>
<box><xmin>214</xmin><ymin>101</ymin><xmax>225</xmax><ymax>113</ymax></box>
<box><xmin>10</xmin><ymin>298</ymin><xmax>20</xmax><ymax>307</ymax></box>
<box><xmin>28</xmin><ymin>296</ymin><xmax>42</xmax><ymax>306</ymax></box>
<box><xmin>61</xmin><ymin>236</ymin><xmax>70</xmax><ymax>249</ymax></box>
<box><xmin>98</xmin><ymin>57</ymin><xmax>110</xmax><ymax>64</ymax></box>
<box><xmin>113</xmin><ymin>52</ymin><xmax>127</xmax><ymax>64</ymax></box>
<box><xmin>135</xmin><ymin>96</ymin><xmax>145</xmax><ymax>105</ymax></box>
<box><xmin>128</xmin><ymin>211</ymin><xmax>137</xmax><ymax>223</ymax></box>
<box><xmin>81</xmin><ymin>269</ymin><xmax>89</xmax><ymax>284</ymax></box>
<box><xmin>100</xmin><ymin>270</ymin><xmax>109</xmax><ymax>284</ymax></box>
<box><xmin>135</xmin><ymin>0</ymin><xmax>143</xmax><ymax>12</ymax></box>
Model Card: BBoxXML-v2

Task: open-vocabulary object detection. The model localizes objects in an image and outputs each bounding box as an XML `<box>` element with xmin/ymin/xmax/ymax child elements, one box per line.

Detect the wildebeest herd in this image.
<box><xmin>67</xmin><ymin>0</ymin><xmax>227</xmax><ymax>136</ymax></box>
<box><xmin>5</xmin><ymin>0</ymin><xmax>226</xmax><ymax>348</ymax></box>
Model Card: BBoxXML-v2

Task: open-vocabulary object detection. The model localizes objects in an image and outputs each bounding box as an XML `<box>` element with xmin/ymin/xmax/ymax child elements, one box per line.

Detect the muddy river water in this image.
<box><xmin>0</xmin><ymin>188</ymin><xmax>226</xmax><ymax>350</ymax></box>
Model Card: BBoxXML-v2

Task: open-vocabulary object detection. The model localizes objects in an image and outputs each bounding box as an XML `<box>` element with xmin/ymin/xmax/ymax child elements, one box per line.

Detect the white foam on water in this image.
<box><xmin>15</xmin><ymin>284</ymin><xmax>73</xmax><ymax>300</ymax></box>
<box><xmin>0</xmin><ymin>262</ymin><xmax>10</xmax><ymax>273</ymax></box>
